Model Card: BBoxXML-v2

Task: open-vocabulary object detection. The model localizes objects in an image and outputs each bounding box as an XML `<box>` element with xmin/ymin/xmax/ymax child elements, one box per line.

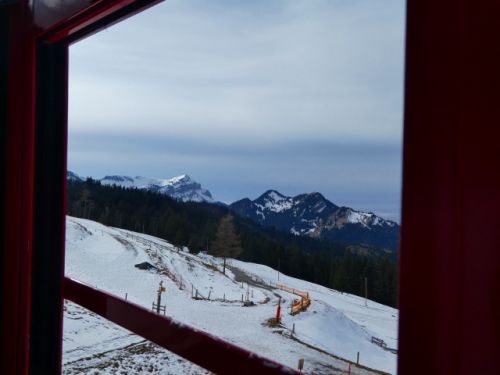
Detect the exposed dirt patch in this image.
<box><xmin>111</xmin><ymin>235</ymin><xmax>138</xmax><ymax>256</ymax></box>
<box><xmin>228</xmin><ymin>266</ymin><xmax>274</xmax><ymax>291</ymax></box>
<box><xmin>63</xmin><ymin>341</ymin><xmax>212</xmax><ymax>375</ymax></box>
<box><xmin>69</xmin><ymin>219</ymin><xmax>93</xmax><ymax>237</ymax></box>
<box><xmin>262</xmin><ymin>317</ymin><xmax>283</xmax><ymax>328</ymax></box>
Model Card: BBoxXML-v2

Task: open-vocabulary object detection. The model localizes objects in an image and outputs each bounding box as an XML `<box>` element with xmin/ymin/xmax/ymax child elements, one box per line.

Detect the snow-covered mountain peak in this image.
<box><xmin>337</xmin><ymin>207</ymin><xmax>397</xmax><ymax>229</ymax></box>
<box><xmin>261</xmin><ymin>189</ymin><xmax>286</xmax><ymax>200</ymax></box>
<box><xmin>230</xmin><ymin>191</ymin><xmax>400</xmax><ymax>251</ymax></box>
<box><xmin>156</xmin><ymin>175</ymin><xmax>214</xmax><ymax>203</ymax></box>
<box><xmin>103</xmin><ymin>175</ymin><xmax>134</xmax><ymax>183</ymax></box>
<box><xmin>161</xmin><ymin>174</ymin><xmax>194</xmax><ymax>187</ymax></box>
<box><xmin>347</xmin><ymin>209</ymin><xmax>379</xmax><ymax>227</ymax></box>
<box><xmin>256</xmin><ymin>190</ymin><xmax>293</xmax><ymax>213</ymax></box>
<box><xmin>97</xmin><ymin>174</ymin><xmax>215</xmax><ymax>203</ymax></box>
<box><xmin>294</xmin><ymin>192</ymin><xmax>333</xmax><ymax>209</ymax></box>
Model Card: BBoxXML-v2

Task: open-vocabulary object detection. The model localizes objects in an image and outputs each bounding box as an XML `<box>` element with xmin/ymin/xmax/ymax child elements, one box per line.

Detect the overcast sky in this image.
<box><xmin>68</xmin><ymin>0</ymin><xmax>406</xmax><ymax>221</ymax></box>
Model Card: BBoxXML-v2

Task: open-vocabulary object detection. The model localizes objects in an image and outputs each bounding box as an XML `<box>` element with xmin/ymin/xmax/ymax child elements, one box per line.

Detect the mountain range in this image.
<box><xmin>68</xmin><ymin>172</ymin><xmax>214</xmax><ymax>203</ymax></box>
<box><xmin>68</xmin><ymin>171</ymin><xmax>400</xmax><ymax>251</ymax></box>
<box><xmin>230</xmin><ymin>190</ymin><xmax>399</xmax><ymax>252</ymax></box>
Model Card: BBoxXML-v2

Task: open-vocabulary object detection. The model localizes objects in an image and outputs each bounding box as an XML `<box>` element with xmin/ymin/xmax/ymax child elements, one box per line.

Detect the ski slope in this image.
<box><xmin>63</xmin><ymin>216</ymin><xmax>398</xmax><ymax>374</ymax></box>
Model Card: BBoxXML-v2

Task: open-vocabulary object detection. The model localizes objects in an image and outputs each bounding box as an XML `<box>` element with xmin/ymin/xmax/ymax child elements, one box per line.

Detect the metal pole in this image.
<box><xmin>278</xmin><ymin>258</ymin><xmax>280</xmax><ymax>281</ymax></box>
<box><xmin>157</xmin><ymin>281</ymin><xmax>162</xmax><ymax>314</ymax></box>
<box><xmin>364</xmin><ymin>277</ymin><xmax>368</xmax><ymax>307</ymax></box>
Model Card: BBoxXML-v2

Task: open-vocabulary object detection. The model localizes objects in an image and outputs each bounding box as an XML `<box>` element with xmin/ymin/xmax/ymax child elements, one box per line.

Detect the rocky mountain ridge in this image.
<box><xmin>230</xmin><ymin>190</ymin><xmax>399</xmax><ymax>251</ymax></box>
<box><xmin>67</xmin><ymin>171</ymin><xmax>399</xmax><ymax>251</ymax></box>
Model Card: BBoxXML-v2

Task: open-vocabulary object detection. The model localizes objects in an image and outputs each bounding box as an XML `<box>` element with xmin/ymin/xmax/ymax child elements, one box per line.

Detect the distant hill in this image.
<box><xmin>67</xmin><ymin>171</ymin><xmax>83</xmax><ymax>181</ymax></box>
<box><xmin>230</xmin><ymin>190</ymin><xmax>400</xmax><ymax>252</ymax></box>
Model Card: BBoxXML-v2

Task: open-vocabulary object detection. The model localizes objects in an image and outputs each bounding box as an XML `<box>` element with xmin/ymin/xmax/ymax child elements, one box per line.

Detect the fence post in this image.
<box><xmin>297</xmin><ymin>358</ymin><xmax>304</xmax><ymax>372</ymax></box>
<box><xmin>276</xmin><ymin>297</ymin><xmax>281</xmax><ymax>323</ymax></box>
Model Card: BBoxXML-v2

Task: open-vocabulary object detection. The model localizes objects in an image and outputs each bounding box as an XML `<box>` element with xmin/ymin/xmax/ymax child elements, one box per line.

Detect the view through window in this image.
<box><xmin>65</xmin><ymin>1</ymin><xmax>405</xmax><ymax>374</ymax></box>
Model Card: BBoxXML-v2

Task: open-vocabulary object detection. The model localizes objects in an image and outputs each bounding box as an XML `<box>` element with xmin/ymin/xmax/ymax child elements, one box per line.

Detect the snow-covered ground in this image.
<box><xmin>63</xmin><ymin>216</ymin><xmax>398</xmax><ymax>375</ymax></box>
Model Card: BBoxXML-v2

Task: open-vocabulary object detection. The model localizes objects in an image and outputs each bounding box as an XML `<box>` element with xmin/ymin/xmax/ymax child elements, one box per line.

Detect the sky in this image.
<box><xmin>68</xmin><ymin>0</ymin><xmax>406</xmax><ymax>222</ymax></box>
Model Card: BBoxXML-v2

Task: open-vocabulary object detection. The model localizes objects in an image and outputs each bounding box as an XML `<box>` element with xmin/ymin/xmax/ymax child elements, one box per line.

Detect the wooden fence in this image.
<box><xmin>273</xmin><ymin>283</ymin><xmax>311</xmax><ymax>315</ymax></box>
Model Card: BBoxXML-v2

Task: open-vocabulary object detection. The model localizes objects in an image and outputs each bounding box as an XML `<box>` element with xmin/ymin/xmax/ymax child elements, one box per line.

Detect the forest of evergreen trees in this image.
<box><xmin>67</xmin><ymin>179</ymin><xmax>398</xmax><ymax>307</ymax></box>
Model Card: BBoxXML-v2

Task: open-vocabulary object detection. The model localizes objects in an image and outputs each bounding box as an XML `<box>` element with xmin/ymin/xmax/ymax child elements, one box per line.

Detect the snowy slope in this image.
<box><xmin>64</xmin><ymin>217</ymin><xmax>398</xmax><ymax>375</ymax></box>
<box><xmin>99</xmin><ymin>174</ymin><xmax>215</xmax><ymax>203</ymax></box>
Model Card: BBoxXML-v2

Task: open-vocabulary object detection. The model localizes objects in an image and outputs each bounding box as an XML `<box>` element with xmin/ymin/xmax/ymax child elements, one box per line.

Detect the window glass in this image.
<box><xmin>66</xmin><ymin>1</ymin><xmax>405</xmax><ymax>374</ymax></box>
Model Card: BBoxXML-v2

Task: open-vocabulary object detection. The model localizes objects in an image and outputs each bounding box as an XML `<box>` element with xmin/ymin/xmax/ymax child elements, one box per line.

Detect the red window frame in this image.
<box><xmin>2</xmin><ymin>0</ymin><xmax>500</xmax><ymax>374</ymax></box>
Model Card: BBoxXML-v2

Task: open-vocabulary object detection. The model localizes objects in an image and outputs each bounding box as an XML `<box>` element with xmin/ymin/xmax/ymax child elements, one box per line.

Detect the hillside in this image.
<box><xmin>64</xmin><ymin>217</ymin><xmax>398</xmax><ymax>374</ymax></box>
<box><xmin>67</xmin><ymin>179</ymin><xmax>398</xmax><ymax>307</ymax></box>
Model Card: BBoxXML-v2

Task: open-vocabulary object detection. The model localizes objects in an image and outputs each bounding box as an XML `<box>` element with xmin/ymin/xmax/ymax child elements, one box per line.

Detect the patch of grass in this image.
<box><xmin>262</xmin><ymin>317</ymin><xmax>283</xmax><ymax>328</ymax></box>
<box><xmin>259</xmin><ymin>297</ymin><xmax>270</xmax><ymax>304</ymax></box>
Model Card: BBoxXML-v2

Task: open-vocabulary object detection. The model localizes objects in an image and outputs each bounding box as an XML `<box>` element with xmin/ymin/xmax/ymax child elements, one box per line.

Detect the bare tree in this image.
<box><xmin>210</xmin><ymin>214</ymin><xmax>243</xmax><ymax>274</ymax></box>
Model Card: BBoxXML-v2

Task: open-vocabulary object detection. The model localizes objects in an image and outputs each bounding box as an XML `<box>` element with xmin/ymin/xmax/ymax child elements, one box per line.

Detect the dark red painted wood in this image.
<box><xmin>32</xmin><ymin>0</ymin><xmax>94</xmax><ymax>30</ymax></box>
<box><xmin>29</xmin><ymin>41</ymin><xmax>70</xmax><ymax>374</ymax></box>
<box><xmin>64</xmin><ymin>277</ymin><xmax>301</xmax><ymax>375</ymax></box>
<box><xmin>41</xmin><ymin>0</ymin><xmax>162</xmax><ymax>44</ymax></box>
<box><xmin>1</xmin><ymin>4</ymin><xmax>36</xmax><ymax>375</ymax></box>
<box><xmin>59</xmin><ymin>45</ymin><xmax>70</xmax><ymax>375</ymax></box>
<box><xmin>399</xmin><ymin>1</ymin><xmax>500</xmax><ymax>374</ymax></box>
<box><xmin>2</xmin><ymin>1</ymin><xmax>163</xmax><ymax>374</ymax></box>
<box><xmin>4</xmin><ymin>0</ymin><xmax>500</xmax><ymax>374</ymax></box>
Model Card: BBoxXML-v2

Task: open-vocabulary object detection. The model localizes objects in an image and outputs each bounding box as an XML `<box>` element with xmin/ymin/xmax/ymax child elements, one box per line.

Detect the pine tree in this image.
<box><xmin>210</xmin><ymin>214</ymin><xmax>243</xmax><ymax>274</ymax></box>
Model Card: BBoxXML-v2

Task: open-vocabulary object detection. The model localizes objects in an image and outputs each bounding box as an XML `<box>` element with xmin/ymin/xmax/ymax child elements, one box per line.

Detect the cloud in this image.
<box><xmin>69</xmin><ymin>131</ymin><xmax>402</xmax><ymax>219</ymax></box>
<box><xmin>68</xmin><ymin>0</ymin><xmax>406</xmax><ymax>221</ymax></box>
